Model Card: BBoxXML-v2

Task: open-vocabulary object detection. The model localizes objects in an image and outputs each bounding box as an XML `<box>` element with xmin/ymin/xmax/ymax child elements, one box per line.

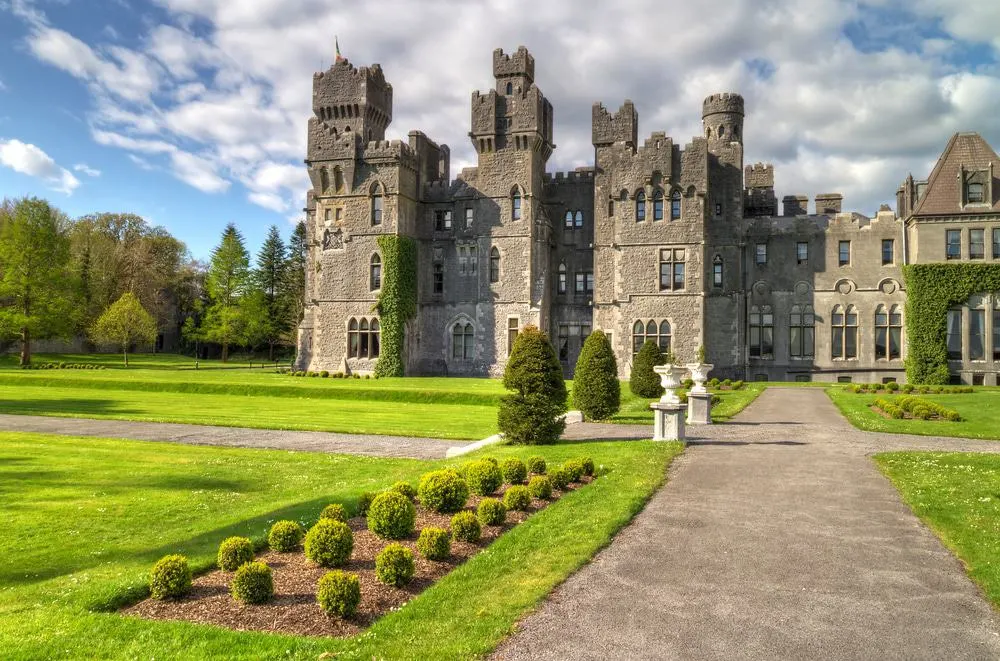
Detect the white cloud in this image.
<box><xmin>127</xmin><ymin>154</ymin><xmax>155</xmax><ymax>170</ymax></box>
<box><xmin>73</xmin><ymin>163</ymin><xmax>101</xmax><ymax>177</ymax></box>
<box><xmin>0</xmin><ymin>138</ymin><xmax>80</xmax><ymax>194</ymax></box>
<box><xmin>248</xmin><ymin>191</ymin><xmax>288</xmax><ymax>213</ymax></box>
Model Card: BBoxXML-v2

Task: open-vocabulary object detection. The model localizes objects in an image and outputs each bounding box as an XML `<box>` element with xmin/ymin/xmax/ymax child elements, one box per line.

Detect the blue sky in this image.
<box><xmin>1</xmin><ymin>0</ymin><xmax>998</xmax><ymax>260</ymax></box>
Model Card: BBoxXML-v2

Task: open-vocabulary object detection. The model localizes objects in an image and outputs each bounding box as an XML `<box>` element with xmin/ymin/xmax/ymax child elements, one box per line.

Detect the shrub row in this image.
<box><xmin>706</xmin><ymin>378</ymin><xmax>745</xmax><ymax>390</ymax></box>
<box><xmin>873</xmin><ymin>396</ymin><xmax>961</xmax><ymax>421</ymax></box>
<box><xmin>848</xmin><ymin>383</ymin><xmax>974</xmax><ymax>395</ymax></box>
<box><xmin>290</xmin><ymin>371</ymin><xmax>373</xmax><ymax>379</ymax></box>
<box><xmin>20</xmin><ymin>362</ymin><xmax>108</xmax><ymax>370</ymax></box>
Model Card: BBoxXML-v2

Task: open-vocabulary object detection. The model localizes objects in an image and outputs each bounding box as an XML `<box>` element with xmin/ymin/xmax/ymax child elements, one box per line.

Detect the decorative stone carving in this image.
<box><xmin>835</xmin><ymin>278</ymin><xmax>855</xmax><ymax>295</ymax></box>
<box><xmin>322</xmin><ymin>228</ymin><xmax>343</xmax><ymax>250</ymax></box>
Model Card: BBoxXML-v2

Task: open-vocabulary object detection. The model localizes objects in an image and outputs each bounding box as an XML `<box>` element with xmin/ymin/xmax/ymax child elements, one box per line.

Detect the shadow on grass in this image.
<box><xmin>0</xmin><ymin>398</ymin><xmax>137</xmax><ymax>417</ymax></box>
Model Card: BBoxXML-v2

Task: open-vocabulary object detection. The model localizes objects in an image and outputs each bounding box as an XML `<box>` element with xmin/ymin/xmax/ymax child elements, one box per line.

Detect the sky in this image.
<box><xmin>0</xmin><ymin>0</ymin><xmax>999</xmax><ymax>260</ymax></box>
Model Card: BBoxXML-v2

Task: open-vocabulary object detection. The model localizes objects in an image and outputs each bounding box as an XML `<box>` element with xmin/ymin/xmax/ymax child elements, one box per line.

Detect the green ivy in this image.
<box><xmin>374</xmin><ymin>235</ymin><xmax>417</xmax><ymax>377</ymax></box>
<box><xmin>902</xmin><ymin>263</ymin><xmax>1000</xmax><ymax>384</ymax></box>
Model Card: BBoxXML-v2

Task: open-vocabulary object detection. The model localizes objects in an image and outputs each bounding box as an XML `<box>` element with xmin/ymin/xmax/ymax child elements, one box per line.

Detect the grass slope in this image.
<box><xmin>827</xmin><ymin>388</ymin><xmax>1000</xmax><ymax>441</ymax></box>
<box><xmin>0</xmin><ymin>432</ymin><xmax>680</xmax><ymax>660</ymax></box>
<box><xmin>875</xmin><ymin>452</ymin><xmax>1000</xmax><ymax>609</ymax></box>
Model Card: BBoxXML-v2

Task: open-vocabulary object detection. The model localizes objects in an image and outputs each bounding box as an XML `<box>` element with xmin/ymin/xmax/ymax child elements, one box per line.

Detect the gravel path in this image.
<box><xmin>494</xmin><ymin>388</ymin><xmax>1000</xmax><ymax>660</ymax></box>
<box><xmin>0</xmin><ymin>413</ymin><xmax>457</xmax><ymax>459</ymax></box>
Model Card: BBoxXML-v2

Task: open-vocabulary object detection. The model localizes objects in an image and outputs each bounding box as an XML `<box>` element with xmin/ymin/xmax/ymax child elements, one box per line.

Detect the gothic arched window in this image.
<box><xmin>370</xmin><ymin>184</ymin><xmax>383</xmax><ymax>225</ymax></box>
<box><xmin>631</xmin><ymin>320</ymin><xmax>672</xmax><ymax>356</ymax></box>
<box><xmin>575</xmin><ymin>210</ymin><xmax>583</xmax><ymax>228</ymax></box>
<box><xmin>558</xmin><ymin>262</ymin><xmax>567</xmax><ymax>294</ymax></box>
<box><xmin>790</xmin><ymin>305</ymin><xmax>815</xmax><ymax>358</ymax></box>
<box><xmin>348</xmin><ymin>318</ymin><xmax>359</xmax><ymax>358</ymax></box>
<box><xmin>635</xmin><ymin>190</ymin><xmax>646</xmax><ymax>221</ymax></box>
<box><xmin>490</xmin><ymin>247</ymin><xmax>500</xmax><ymax>283</ymax></box>
<box><xmin>671</xmin><ymin>190</ymin><xmax>681</xmax><ymax>220</ymax></box>
<box><xmin>452</xmin><ymin>322</ymin><xmax>475</xmax><ymax>360</ymax></box>
<box><xmin>875</xmin><ymin>305</ymin><xmax>902</xmax><ymax>360</ymax></box>
<box><xmin>565</xmin><ymin>210</ymin><xmax>574</xmax><ymax>229</ymax></box>
<box><xmin>749</xmin><ymin>305</ymin><xmax>774</xmax><ymax>359</ymax></box>
<box><xmin>653</xmin><ymin>190</ymin><xmax>664</xmax><ymax>221</ymax></box>
<box><xmin>832</xmin><ymin>305</ymin><xmax>858</xmax><ymax>359</ymax></box>
<box><xmin>370</xmin><ymin>254</ymin><xmax>381</xmax><ymax>291</ymax></box>
<box><xmin>511</xmin><ymin>189</ymin><xmax>522</xmax><ymax>220</ymax></box>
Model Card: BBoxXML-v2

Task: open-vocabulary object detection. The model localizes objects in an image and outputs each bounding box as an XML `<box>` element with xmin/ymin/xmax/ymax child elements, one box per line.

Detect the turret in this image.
<box><xmin>592</xmin><ymin>101</ymin><xmax>638</xmax><ymax>151</ymax></box>
<box><xmin>312</xmin><ymin>59</ymin><xmax>393</xmax><ymax>144</ymax></box>
<box><xmin>702</xmin><ymin>93</ymin><xmax>744</xmax><ymax>147</ymax></box>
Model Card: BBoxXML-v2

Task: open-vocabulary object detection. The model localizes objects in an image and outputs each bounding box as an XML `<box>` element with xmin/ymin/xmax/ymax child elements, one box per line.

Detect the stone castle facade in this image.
<box><xmin>296</xmin><ymin>46</ymin><xmax>1000</xmax><ymax>385</ymax></box>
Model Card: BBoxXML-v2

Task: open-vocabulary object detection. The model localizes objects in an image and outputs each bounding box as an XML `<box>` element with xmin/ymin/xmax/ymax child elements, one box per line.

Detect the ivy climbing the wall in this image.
<box><xmin>903</xmin><ymin>263</ymin><xmax>1000</xmax><ymax>384</ymax></box>
<box><xmin>374</xmin><ymin>235</ymin><xmax>417</xmax><ymax>377</ymax></box>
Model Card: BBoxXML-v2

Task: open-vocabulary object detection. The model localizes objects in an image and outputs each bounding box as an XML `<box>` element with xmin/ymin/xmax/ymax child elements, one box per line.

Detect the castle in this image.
<box><xmin>295</xmin><ymin>46</ymin><xmax>1000</xmax><ymax>385</ymax></box>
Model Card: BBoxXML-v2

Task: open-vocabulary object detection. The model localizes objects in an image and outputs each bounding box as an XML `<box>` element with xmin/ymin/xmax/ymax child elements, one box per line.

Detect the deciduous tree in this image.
<box><xmin>90</xmin><ymin>292</ymin><xmax>158</xmax><ymax>367</ymax></box>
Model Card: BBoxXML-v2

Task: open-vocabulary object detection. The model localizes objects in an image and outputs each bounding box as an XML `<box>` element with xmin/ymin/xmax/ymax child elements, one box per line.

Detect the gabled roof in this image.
<box><xmin>912</xmin><ymin>132</ymin><xmax>1000</xmax><ymax>216</ymax></box>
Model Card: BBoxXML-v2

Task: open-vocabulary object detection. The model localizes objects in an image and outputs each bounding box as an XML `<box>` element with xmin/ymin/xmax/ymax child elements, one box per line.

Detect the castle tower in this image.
<box><xmin>311</xmin><ymin>58</ymin><xmax>392</xmax><ymax>145</ymax></box>
<box><xmin>702</xmin><ymin>93</ymin><xmax>744</xmax><ymax>147</ymax></box>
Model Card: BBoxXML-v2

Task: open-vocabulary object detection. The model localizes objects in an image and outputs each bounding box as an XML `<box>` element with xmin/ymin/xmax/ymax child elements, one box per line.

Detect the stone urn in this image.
<box><xmin>685</xmin><ymin>363</ymin><xmax>714</xmax><ymax>395</ymax></box>
<box><xmin>653</xmin><ymin>363</ymin><xmax>683</xmax><ymax>405</ymax></box>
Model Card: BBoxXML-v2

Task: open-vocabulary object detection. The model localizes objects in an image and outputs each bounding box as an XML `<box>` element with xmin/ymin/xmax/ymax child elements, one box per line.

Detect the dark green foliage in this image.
<box><xmin>375</xmin><ymin>543</ymin><xmax>415</xmax><ymax>587</ymax></box>
<box><xmin>563</xmin><ymin>459</ymin><xmax>585</xmax><ymax>483</ymax></box>
<box><xmin>549</xmin><ymin>467</ymin><xmax>571</xmax><ymax>491</ymax></box>
<box><xmin>367</xmin><ymin>491</ymin><xmax>416</xmax><ymax>540</ymax></box>
<box><xmin>526</xmin><ymin>456</ymin><xmax>546</xmax><ymax>475</ymax></box>
<box><xmin>528</xmin><ymin>475</ymin><xmax>553</xmax><ymax>500</ymax></box>
<box><xmin>374</xmin><ymin>235</ymin><xmax>417</xmax><ymax>377</ymax></box>
<box><xmin>316</xmin><ymin>570</ymin><xmax>361</xmax><ymax>618</ymax></box>
<box><xmin>450</xmin><ymin>510</ymin><xmax>482</xmax><ymax>543</ymax></box>
<box><xmin>217</xmin><ymin>536</ymin><xmax>254</xmax><ymax>571</ymax></box>
<box><xmin>416</xmin><ymin>527</ymin><xmax>450</xmax><ymax>561</ymax></box>
<box><xmin>357</xmin><ymin>491</ymin><xmax>377</xmax><ymax>516</ymax></box>
<box><xmin>580</xmin><ymin>457</ymin><xmax>595</xmax><ymax>477</ymax></box>
<box><xmin>320</xmin><ymin>503</ymin><xmax>348</xmax><ymax>522</ymax></box>
<box><xmin>389</xmin><ymin>481</ymin><xmax>416</xmax><ymax>500</ymax></box>
<box><xmin>503</xmin><ymin>485</ymin><xmax>532</xmax><ymax>511</ymax></box>
<box><xmin>464</xmin><ymin>459</ymin><xmax>503</xmax><ymax>496</ymax></box>
<box><xmin>903</xmin><ymin>264</ymin><xmax>1000</xmax><ymax>384</ymax></box>
<box><xmin>230</xmin><ymin>561</ymin><xmax>273</xmax><ymax>604</ymax></box>
<box><xmin>477</xmin><ymin>498</ymin><xmax>507</xmax><ymax>526</ymax></box>
<box><xmin>498</xmin><ymin>326</ymin><xmax>568</xmax><ymax>445</ymax></box>
<box><xmin>482</xmin><ymin>456</ymin><xmax>499</xmax><ymax>466</ymax></box>
<box><xmin>629</xmin><ymin>340</ymin><xmax>665</xmax><ymax>398</ymax></box>
<box><xmin>572</xmin><ymin>330</ymin><xmax>620</xmax><ymax>421</ymax></box>
<box><xmin>149</xmin><ymin>554</ymin><xmax>191</xmax><ymax>600</ymax></box>
<box><xmin>417</xmin><ymin>469</ymin><xmax>469</xmax><ymax>513</ymax></box>
<box><xmin>268</xmin><ymin>520</ymin><xmax>304</xmax><ymax>552</ymax></box>
<box><xmin>304</xmin><ymin>519</ymin><xmax>354</xmax><ymax>567</ymax></box>
<box><xmin>499</xmin><ymin>457</ymin><xmax>528</xmax><ymax>484</ymax></box>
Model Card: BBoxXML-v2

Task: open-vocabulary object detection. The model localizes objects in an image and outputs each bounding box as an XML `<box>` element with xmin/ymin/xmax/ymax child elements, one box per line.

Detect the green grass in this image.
<box><xmin>827</xmin><ymin>388</ymin><xmax>1000</xmax><ymax>441</ymax></box>
<box><xmin>0</xmin><ymin>432</ymin><xmax>681</xmax><ymax>660</ymax></box>
<box><xmin>608</xmin><ymin>384</ymin><xmax>765</xmax><ymax>425</ymax></box>
<box><xmin>875</xmin><ymin>452</ymin><xmax>1000</xmax><ymax>609</ymax></box>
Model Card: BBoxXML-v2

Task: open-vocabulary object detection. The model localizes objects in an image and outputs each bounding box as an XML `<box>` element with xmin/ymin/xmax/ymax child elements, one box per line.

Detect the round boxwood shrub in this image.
<box><xmin>499</xmin><ymin>457</ymin><xmax>528</xmax><ymax>484</ymax></box>
<box><xmin>477</xmin><ymin>497</ymin><xmax>507</xmax><ymax>526</ymax></box>
<box><xmin>150</xmin><ymin>554</ymin><xmax>192</xmax><ymax>600</ymax></box>
<box><xmin>320</xmin><ymin>503</ymin><xmax>348</xmax><ymax>522</ymax></box>
<box><xmin>268</xmin><ymin>520</ymin><xmax>304</xmax><ymax>552</ymax></box>
<box><xmin>217</xmin><ymin>536</ymin><xmax>254</xmax><ymax>571</ymax></box>
<box><xmin>390</xmin><ymin>481</ymin><xmax>416</xmax><ymax>500</ymax></box>
<box><xmin>572</xmin><ymin>330</ymin><xmax>620</xmax><ymax>421</ymax></box>
<box><xmin>304</xmin><ymin>519</ymin><xmax>354</xmax><ymax>567</ymax></box>
<box><xmin>418</xmin><ymin>469</ymin><xmax>469</xmax><ymax>513</ymax></box>
<box><xmin>416</xmin><ymin>527</ymin><xmax>450</xmax><ymax>560</ymax></box>
<box><xmin>230</xmin><ymin>561</ymin><xmax>273</xmax><ymax>604</ymax></box>
<box><xmin>317</xmin><ymin>570</ymin><xmax>361</xmax><ymax>618</ymax></box>
<box><xmin>526</xmin><ymin>455</ymin><xmax>546</xmax><ymax>475</ymax></box>
<box><xmin>580</xmin><ymin>457</ymin><xmax>595</xmax><ymax>477</ymax></box>
<box><xmin>450</xmin><ymin>510</ymin><xmax>482</xmax><ymax>543</ymax></box>
<box><xmin>367</xmin><ymin>490</ymin><xmax>416</xmax><ymax>539</ymax></box>
<box><xmin>549</xmin><ymin>467</ymin><xmax>571</xmax><ymax>491</ymax></box>
<box><xmin>375</xmin><ymin>543</ymin><xmax>415</xmax><ymax>587</ymax></box>
<box><xmin>503</xmin><ymin>485</ymin><xmax>532</xmax><ymax>511</ymax></box>
<box><xmin>629</xmin><ymin>339</ymin><xmax>665</xmax><ymax>398</ymax></box>
<box><xmin>320</xmin><ymin>370</ymin><xmax>330</xmax><ymax>378</ymax></box>
<box><xmin>482</xmin><ymin>456</ymin><xmax>499</xmax><ymax>466</ymax></box>
<box><xmin>464</xmin><ymin>459</ymin><xmax>503</xmax><ymax>496</ymax></box>
<box><xmin>527</xmin><ymin>475</ymin><xmax>553</xmax><ymax>500</ymax></box>
<box><xmin>497</xmin><ymin>326</ymin><xmax>568</xmax><ymax>445</ymax></box>
<box><xmin>563</xmin><ymin>459</ymin><xmax>585</xmax><ymax>483</ymax></box>
<box><xmin>357</xmin><ymin>491</ymin><xmax>377</xmax><ymax>517</ymax></box>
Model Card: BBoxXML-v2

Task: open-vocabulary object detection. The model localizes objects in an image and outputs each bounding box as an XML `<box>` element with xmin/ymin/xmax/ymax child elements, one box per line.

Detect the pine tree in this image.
<box><xmin>572</xmin><ymin>330</ymin><xmax>620</xmax><ymax>420</ymax></box>
<box><xmin>202</xmin><ymin>223</ymin><xmax>250</xmax><ymax>361</ymax></box>
<box><xmin>254</xmin><ymin>225</ymin><xmax>288</xmax><ymax>360</ymax></box>
<box><xmin>629</xmin><ymin>339</ymin><xmax>665</xmax><ymax>398</ymax></box>
<box><xmin>283</xmin><ymin>221</ymin><xmax>307</xmax><ymax>346</ymax></box>
<box><xmin>498</xmin><ymin>325</ymin><xmax>568</xmax><ymax>444</ymax></box>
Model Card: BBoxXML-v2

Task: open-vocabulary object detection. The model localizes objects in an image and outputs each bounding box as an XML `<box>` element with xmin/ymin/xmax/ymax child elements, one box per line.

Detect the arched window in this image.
<box><xmin>370</xmin><ymin>184</ymin><xmax>383</xmax><ymax>225</ymax></box>
<box><xmin>348</xmin><ymin>318</ymin><xmax>359</xmax><ymax>358</ymax></box>
<box><xmin>370</xmin><ymin>254</ymin><xmax>381</xmax><ymax>290</ymax></box>
<box><xmin>452</xmin><ymin>322</ymin><xmax>475</xmax><ymax>360</ymax></box>
<box><xmin>947</xmin><ymin>306</ymin><xmax>962</xmax><ymax>360</ymax></box>
<box><xmin>371</xmin><ymin>320</ymin><xmax>380</xmax><ymax>358</ymax></box>
<box><xmin>671</xmin><ymin>190</ymin><xmax>681</xmax><ymax>220</ymax></box>
<box><xmin>565</xmin><ymin>210</ymin><xmax>574</xmax><ymax>229</ymax></box>
<box><xmin>511</xmin><ymin>189</ymin><xmax>522</xmax><ymax>220</ymax></box>
<box><xmin>712</xmin><ymin>255</ymin><xmax>724</xmax><ymax>288</ymax></box>
<box><xmin>631</xmin><ymin>320</ymin><xmax>671</xmax><ymax>356</ymax></box>
<box><xmin>969</xmin><ymin>297</ymin><xmax>986</xmax><ymax>361</ymax></box>
<box><xmin>832</xmin><ymin>305</ymin><xmax>858</xmax><ymax>359</ymax></box>
<box><xmin>489</xmin><ymin>247</ymin><xmax>500</xmax><ymax>283</ymax></box>
<box><xmin>749</xmin><ymin>305</ymin><xmax>774</xmax><ymax>359</ymax></box>
<box><xmin>574</xmin><ymin>210</ymin><xmax>583</xmax><ymax>228</ymax></box>
<box><xmin>790</xmin><ymin>305</ymin><xmax>815</xmax><ymax>358</ymax></box>
<box><xmin>506</xmin><ymin>82</ymin><xmax>513</xmax><ymax>95</ymax></box>
<box><xmin>359</xmin><ymin>318</ymin><xmax>370</xmax><ymax>357</ymax></box>
<box><xmin>558</xmin><ymin>262</ymin><xmax>567</xmax><ymax>294</ymax></box>
<box><xmin>658</xmin><ymin>321</ymin><xmax>672</xmax><ymax>352</ymax></box>
<box><xmin>653</xmin><ymin>190</ymin><xmax>664</xmax><ymax>221</ymax></box>
<box><xmin>875</xmin><ymin>305</ymin><xmax>902</xmax><ymax>360</ymax></box>
<box><xmin>635</xmin><ymin>190</ymin><xmax>646</xmax><ymax>221</ymax></box>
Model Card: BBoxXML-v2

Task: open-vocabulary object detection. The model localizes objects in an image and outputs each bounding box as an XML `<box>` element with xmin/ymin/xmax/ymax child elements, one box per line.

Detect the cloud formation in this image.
<box><xmin>0</xmin><ymin>138</ymin><xmax>80</xmax><ymax>194</ymax></box>
<box><xmin>73</xmin><ymin>163</ymin><xmax>101</xmax><ymax>177</ymax></box>
<box><xmin>6</xmin><ymin>0</ymin><xmax>1000</xmax><ymax>217</ymax></box>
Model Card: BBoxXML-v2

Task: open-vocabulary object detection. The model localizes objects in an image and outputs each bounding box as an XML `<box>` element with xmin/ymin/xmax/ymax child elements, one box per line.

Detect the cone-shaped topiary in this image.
<box><xmin>498</xmin><ymin>326</ymin><xmax>567</xmax><ymax>445</ymax></box>
<box><xmin>572</xmin><ymin>329</ymin><xmax>620</xmax><ymax>421</ymax></box>
<box><xmin>150</xmin><ymin>554</ymin><xmax>192</xmax><ymax>600</ymax></box>
<box><xmin>268</xmin><ymin>520</ymin><xmax>305</xmax><ymax>552</ymax></box>
<box><xmin>629</xmin><ymin>339</ymin><xmax>665</xmax><ymax>398</ymax></box>
<box><xmin>230</xmin><ymin>561</ymin><xmax>273</xmax><ymax>604</ymax></box>
<box><xmin>317</xmin><ymin>570</ymin><xmax>361</xmax><ymax>618</ymax></box>
<box><xmin>217</xmin><ymin>536</ymin><xmax>254</xmax><ymax>571</ymax></box>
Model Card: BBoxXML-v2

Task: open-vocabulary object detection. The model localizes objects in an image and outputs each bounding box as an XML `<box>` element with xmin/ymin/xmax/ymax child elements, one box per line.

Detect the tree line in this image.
<box><xmin>0</xmin><ymin>196</ymin><xmax>307</xmax><ymax>365</ymax></box>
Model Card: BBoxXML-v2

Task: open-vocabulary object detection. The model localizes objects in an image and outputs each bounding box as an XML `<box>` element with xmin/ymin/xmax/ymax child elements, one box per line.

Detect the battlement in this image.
<box><xmin>363</xmin><ymin>139</ymin><xmax>418</xmax><ymax>169</ymax></box>
<box><xmin>543</xmin><ymin>168</ymin><xmax>596</xmax><ymax>183</ymax></box>
<box><xmin>641</xmin><ymin>132</ymin><xmax>671</xmax><ymax>151</ymax></box>
<box><xmin>745</xmin><ymin>163</ymin><xmax>774</xmax><ymax>188</ymax></box>
<box><xmin>592</xmin><ymin>100</ymin><xmax>638</xmax><ymax>148</ymax></box>
<box><xmin>493</xmin><ymin>47</ymin><xmax>534</xmax><ymax>82</ymax></box>
<box><xmin>702</xmin><ymin>93</ymin><xmax>745</xmax><ymax>118</ymax></box>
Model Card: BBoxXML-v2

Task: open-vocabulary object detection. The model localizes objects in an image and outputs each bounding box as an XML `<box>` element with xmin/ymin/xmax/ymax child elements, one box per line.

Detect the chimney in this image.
<box><xmin>815</xmin><ymin>193</ymin><xmax>843</xmax><ymax>215</ymax></box>
<box><xmin>782</xmin><ymin>195</ymin><xmax>808</xmax><ymax>216</ymax></box>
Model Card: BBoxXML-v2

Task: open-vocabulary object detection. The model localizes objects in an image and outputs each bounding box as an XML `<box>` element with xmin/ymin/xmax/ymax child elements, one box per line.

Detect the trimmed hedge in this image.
<box><xmin>464</xmin><ymin>459</ymin><xmax>503</xmax><ymax>496</ymax></box>
<box><xmin>527</xmin><ymin>475</ymin><xmax>553</xmax><ymax>500</ymax></box>
<box><xmin>477</xmin><ymin>497</ymin><xmax>507</xmax><ymax>526</ymax></box>
<box><xmin>563</xmin><ymin>459</ymin><xmax>585</xmax><ymax>483</ymax></box>
<box><xmin>230</xmin><ymin>561</ymin><xmax>273</xmax><ymax>604</ymax></box>
<box><xmin>150</xmin><ymin>554</ymin><xmax>192</xmax><ymax>600</ymax></box>
<box><xmin>572</xmin><ymin>329</ymin><xmax>620</xmax><ymax>420</ymax></box>
<box><xmin>549</xmin><ymin>467</ymin><xmax>571</xmax><ymax>491</ymax></box>
<box><xmin>217</xmin><ymin>536</ymin><xmax>254</xmax><ymax>571</ymax></box>
<box><xmin>416</xmin><ymin>527</ymin><xmax>450</xmax><ymax>560</ymax></box>
<box><xmin>305</xmin><ymin>519</ymin><xmax>354</xmax><ymax>567</ymax></box>
<box><xmin>317</xmin><ymin>570</ymin><xmax>361</xmax><ymax>618</ymax></box>
<box><xmin>418</xmin><ymin>469</ymin><xmax>469</xmax><ymax>513</ymax></box>
<box><xmin>629</xmin><ymin>339</ymin><xmax>664</xmax><ymax>398</ymax></box>
<box><xmin>503</xmin><ymin>485</ymin><xmax>532</xmax><ymax>511</ymax></box>
<box><xmin>499</xmin><ymin>457</ymin><xmax>528</xmax><ymax>485</ymax></box>
<box><xmin>450</xmin><ymin>510</ymin><xmax>482</xmax><ymax>543</ymax></box>
<box><xmin>367</xmin><ymin>490</ymin><xmax>416</xmax><ymax>539</ymax></box>
<box><xmin>526</xmin><ymin>455</ymin><xmax>546</xmax><ymax>475</ymax></box>
<box><xmin>268</xmin><ymin>520</ymin><xmax>304</xmax><ymax>552</ymax></box>
<box><xmin>375</xmin><ymin>543</ymin><xmax>415</xmax><ymax>587</ymax></box>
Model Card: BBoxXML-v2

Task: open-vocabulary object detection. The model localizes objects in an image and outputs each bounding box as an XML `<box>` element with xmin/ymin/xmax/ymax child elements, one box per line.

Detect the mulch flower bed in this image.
<box><xmin>124</xmin><ymin>479</ymin><xmax>591</xmax><ymax>637</ymax></box>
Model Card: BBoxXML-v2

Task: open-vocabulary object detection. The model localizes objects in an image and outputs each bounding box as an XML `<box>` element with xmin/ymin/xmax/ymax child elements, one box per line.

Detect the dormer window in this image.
<box><xmin>968</xmin><ymin>182</ymin><xmax>985</xmax><ymax>204</ymax></box>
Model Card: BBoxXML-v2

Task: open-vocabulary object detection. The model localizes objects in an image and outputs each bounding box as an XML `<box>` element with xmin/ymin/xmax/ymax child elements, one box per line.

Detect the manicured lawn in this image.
<box><xmin>827</xmin><ymin>388</ymin><xmax>1000</xmax><ymax>441</ymax></box>
<box><xmin>875</xmin><ymin>452</ymin><xmax>1000</xmax><ymax>609</ymax></box>
<box><xmin>0</xmin><ymin>432</ymin><xmax>681</xmax><ymax>660</ymax></box>
<box><xmin>609</xmin><ymin>384</ymin><xmax>765</xmax><ymax>425</ymax></box>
